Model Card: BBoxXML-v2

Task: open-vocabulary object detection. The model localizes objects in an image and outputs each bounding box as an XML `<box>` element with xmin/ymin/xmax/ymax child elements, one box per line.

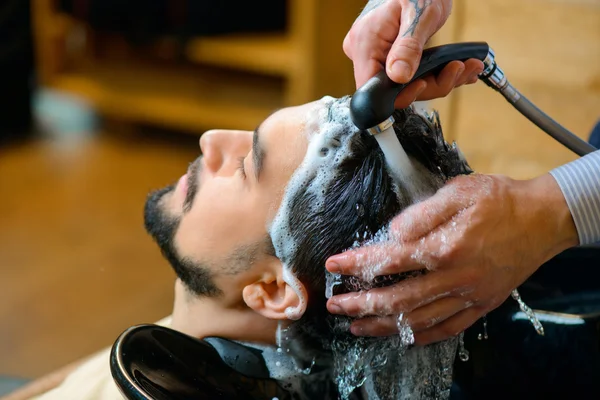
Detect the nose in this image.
<box><xmin>199</xmin><ymin>130</ymin><xmax>252</xmax><ymax>175</ymax></box>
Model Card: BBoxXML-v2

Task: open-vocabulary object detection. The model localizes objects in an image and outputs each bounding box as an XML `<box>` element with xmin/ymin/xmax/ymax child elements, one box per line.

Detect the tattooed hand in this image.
<box><xmin>344</xmin><ymin>0</ymin><xmax>484</xmax><ymax>108</ymax></box>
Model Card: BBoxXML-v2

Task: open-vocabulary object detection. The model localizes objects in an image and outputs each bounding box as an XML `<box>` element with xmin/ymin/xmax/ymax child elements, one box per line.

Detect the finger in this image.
<box><xmin>404</xmin><ymin>296</ymin><xmax>474</xmax><ymax>332</ymax></box>
<box><xmin>349</xmin><ymin>8</ymin><xmax>398</xmax><ymax>87</ymax></box>
<box><xmin>386</xmin><ymin>4</ymin><xmax>440</xmax><ymax>83</ymax></box>
<box><xmin>327</xmin><ymin>269</ymin><xmax>463</xmax><ymax>318</ymax></box>
<box><xmin>412</xmin><ymin>61</ymin><xmax>465</xmax><ymax>102</ymax></box>
<box><xmin>413</xmin><ymin>307</ymin><xmax>483</xmax><ymax>346</ymax></box>
<box><xmin>349</xmin><ymin>315</ymin><xmax>399</xmax><ymax>337</ymax></box>
<box><xmin>325</xmin><ymin>240</ymin><xmax>424</xmax><ymax>277</ymax></box>
<box><xmin>355</xmin><ymin>57</ymin><xmax>387</xmax><ymax>89</ymax></box>
<box><xmin>347</xmin><ymin>296</ymin><xmax>472</xmax><ymax>337</ymax></box>
<box><xmin>458</xmin><ymin>59</ymin><xmax>484</xmax><ymax>86</ymax></box>
<box><xmin>390</xmin><ymin>183</ymin><xmax>470</xmax><ymax>241</ymax></box>
<box><xmin>396</xmin><ymin>58</ymin><xmax>484</xmax><ymax>107</ymax></box>
<box><xmin>447</xmin><ymin>59</ymin><xmax>484</xmax><ymax>89</ymax></box>
<box><xmin>393</xmin><ymin>80</ymin><xmax>428</xmax><ymax>109</ymax></box>
<box><xmin>393</xmin><ymin>61</ymin><xmax>469</xmax><ymax>108</ymax></box>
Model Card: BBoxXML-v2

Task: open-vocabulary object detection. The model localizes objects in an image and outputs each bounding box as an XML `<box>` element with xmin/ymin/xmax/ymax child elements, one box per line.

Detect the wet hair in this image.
<box><xmin>284</xmin><ymin>105</ymin><xmax>472</xmax><ymax>353</ymax></box>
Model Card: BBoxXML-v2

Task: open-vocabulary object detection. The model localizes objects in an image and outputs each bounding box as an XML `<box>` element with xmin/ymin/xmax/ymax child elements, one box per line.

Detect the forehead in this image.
<box><xmin>263</xmin><ymin>100</ymin><xmax>325</xmax><ymax>148</ymax></box>
<box><xmin>268</xmin><ymin>96</ymin><xmax>360</xmax><ymax>264</ymax></box>
<box><xmin>259</xmin><ymin>98</ymin><xmax>331</xmax><ymax>184</ymax></box>
<box><xmin>262</xmin><ymin>96</ymin><xmax>353</xmax><ymax>195</ymax></box>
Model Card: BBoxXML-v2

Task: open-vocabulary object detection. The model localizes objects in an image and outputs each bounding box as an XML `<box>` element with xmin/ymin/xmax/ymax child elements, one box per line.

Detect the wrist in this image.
<box><xmin>515</xmin><ymin>174</ymin><xmax>579</xmax><ymax>260</ymax></box>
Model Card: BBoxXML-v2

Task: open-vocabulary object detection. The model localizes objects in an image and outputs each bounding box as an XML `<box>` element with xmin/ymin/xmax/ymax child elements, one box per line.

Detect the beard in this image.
<box><xmin>143</xmin><ymin>184</ymin><xmax>180</xmax><ymax>262</ymax></box>
<box><xmin>145</xmin><ymin>156</ymin><xmax>202</xmax><ymax>256</ymax></box>
<box><xmin>143</xmin><ymin>168</ymin><xmax>222</xmax><ymax>297</ymax></box>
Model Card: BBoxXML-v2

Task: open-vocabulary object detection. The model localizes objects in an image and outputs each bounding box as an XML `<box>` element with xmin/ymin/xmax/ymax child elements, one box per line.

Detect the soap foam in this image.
<box><xmin>282</xmin><ymin>267</ymin><xmax>307</xmax><ymax>320</ymax></box>
<box><xmin>269</xmin><ymin>96</ymin><xmax>361</xmax><ymax>318</ymax></box>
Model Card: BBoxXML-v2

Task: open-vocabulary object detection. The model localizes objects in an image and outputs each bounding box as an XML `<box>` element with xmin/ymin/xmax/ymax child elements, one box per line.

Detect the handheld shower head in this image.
<box><xmin>349</xmin><ymin>42</ymin><xmax>597</xmax><ymax>156</ymax></box>
<box><xmin>349</xmin><ymin>42</ymin><xmax>491</xmax><ymax>134</ymax></box>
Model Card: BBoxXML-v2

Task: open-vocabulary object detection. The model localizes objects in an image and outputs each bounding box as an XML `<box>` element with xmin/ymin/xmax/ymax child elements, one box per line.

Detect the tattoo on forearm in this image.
<box><xmin>402</xmin><ymin>0</ymin><xmax>432</xmax><ymax>37</ymax></box>
<box><xmin>359</xmin><ymin>0</ymin><xmax>388</xmax><ymax>18</ymax></box>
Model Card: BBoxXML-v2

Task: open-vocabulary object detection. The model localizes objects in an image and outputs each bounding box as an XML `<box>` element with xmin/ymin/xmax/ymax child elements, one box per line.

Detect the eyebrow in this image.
<box><xmin>252</xmin><ymin>125</ymin><xmax>265</xmax><ymax>181</ymax></box>
<box><xmin>252</xmin><ymin>107</ymin><xmax>283</xmax><ymax>182</ymax></box>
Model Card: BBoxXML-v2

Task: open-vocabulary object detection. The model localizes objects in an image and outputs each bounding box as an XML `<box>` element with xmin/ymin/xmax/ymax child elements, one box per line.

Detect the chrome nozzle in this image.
<box><xmin>366</xmin><ymin>116</ymin><xmax>395</xmax><ymax>136</ymax></box>
<box><xmin>479</xmin><ymin>48</ymin><xmax>520</xmax><ymax>102</ymax></box>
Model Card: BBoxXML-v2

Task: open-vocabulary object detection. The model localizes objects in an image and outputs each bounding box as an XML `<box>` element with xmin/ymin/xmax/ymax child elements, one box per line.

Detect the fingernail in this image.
<box><xmin>328</xmin><ymin>302</ymin><xmax>342</xmax><ymax>314</ymax></box>
<box><xmin>390</xmin><ymin>60</ymin><xmax>411</xmax><ymax>81</ymax></box>
<box><xmin>350</xmin><ymin>324</ymin><xmax>365</xmax><ymax>336</ymax></box>
<box><xmin>325</xmin><ymin>258</ymin><xmax>342</xmax><ymax>273</ymax></box>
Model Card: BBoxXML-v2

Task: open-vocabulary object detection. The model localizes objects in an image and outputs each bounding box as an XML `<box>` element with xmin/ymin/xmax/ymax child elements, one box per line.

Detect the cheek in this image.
<box><xmin>174</xmin><ymin>181</ymin><xmax>267</xmax><ymax>260</ymax></box>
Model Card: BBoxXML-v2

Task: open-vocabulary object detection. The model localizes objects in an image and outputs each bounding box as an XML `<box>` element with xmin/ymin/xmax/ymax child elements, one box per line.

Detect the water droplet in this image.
<box><xmin>355</xmin><ymin>202</ymin><xmax>365</xmax><ymax>218</ymax></box>
<box><xmin>325</xmin><ymin>271</ymin><xmax>342</xmax><ymax>299</ymax></box>
<box><xmin>320</xmin><ymin>147</ymin><xmax>329</xmax><ymax>157</ymax></box>
<box><xmin>511</xmin><ymin>289</ymin><xmax>544</xmax><ymax>335</ymax></box>
<box><xmin>458</xmin><ymin>332</ymin><xmax>469</xmax><ymax>362</ymax></box>
<box><xmin>397</xmin><ymin>313</ymin><xmax>415</xmax><ymax>346</ymax></box>
<box><xmin>483</xmin><ymin>314</ymin><xmax>489</xmax><ymax>340</ymax></box>
<box><xmin>371</xmin><ymin>352</ymin><xmax>388</xmax><ymax>368</ymax></box>
<box><xmin>299</xmin><ymin>357</ymin><xmax>316</xmax><ymax>375</ymax></box>
<box><xmin>276</xmin><ymin>321</ymin><xmax>283</xmax><ymax>348</ymax></box>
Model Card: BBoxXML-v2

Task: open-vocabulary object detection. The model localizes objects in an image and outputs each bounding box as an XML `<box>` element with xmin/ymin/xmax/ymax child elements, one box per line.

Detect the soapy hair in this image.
<box><xmin>284</xmin><ymin>105</ymin><xmax>472</xmax><ymax>355</ymax></box>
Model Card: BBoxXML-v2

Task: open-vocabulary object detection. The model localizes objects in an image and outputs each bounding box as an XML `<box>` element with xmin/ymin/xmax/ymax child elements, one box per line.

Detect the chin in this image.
<box><xmin>143</xmin><ymin>184</ymin><xmax>177</xmax><ymax>240</ymax></box>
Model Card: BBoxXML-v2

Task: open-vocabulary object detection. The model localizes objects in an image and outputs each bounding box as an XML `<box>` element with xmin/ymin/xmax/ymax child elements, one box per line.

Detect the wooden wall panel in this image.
<box><xmin>447</xmin><ymin>0</ymin><xmax>600</xmax><ymax>178</ymax></box>
<box><xmin>453</xmin><ymin>82</ymin><xmax>600</xmax><ymax>177</ymax></box>
<box><xmin>460</xmin><ymin>0</ymin><xmax>600</xmax><ymax>89</ymax></box>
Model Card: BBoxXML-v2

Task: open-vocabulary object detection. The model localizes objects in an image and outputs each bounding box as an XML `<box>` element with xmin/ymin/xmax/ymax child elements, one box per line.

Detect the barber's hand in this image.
<box><xmin>344</xmin><ymin>0</ymin><xmax>484</xmax><ymax>108</ymax></box>
<box><xmin>325</xmin><ymin>173</ymin><xmax>579</xmax><ymax>345</ymax></box>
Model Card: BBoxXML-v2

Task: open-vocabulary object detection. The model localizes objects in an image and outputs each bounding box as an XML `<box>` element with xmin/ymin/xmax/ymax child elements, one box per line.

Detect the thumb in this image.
<box><xmin>386</xmin><ymin>36</ymin><xmax>424</xmax><ymax>84</ymax></box>
<box><xmin>386</xmin><ymin>5</ymin><xmax>439</xmax><ymax>83</ymax></box>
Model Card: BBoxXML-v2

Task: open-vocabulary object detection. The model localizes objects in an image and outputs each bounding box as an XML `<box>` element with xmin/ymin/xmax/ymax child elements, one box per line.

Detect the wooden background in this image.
<box><xmin>1</xmin><ymin>0</ymin><xmax>598</xmax><ymax>382</ymax></box>
<box><xmin>430</xmin><ymin>0</ymin><xmax>600</xmax><ymax>179</ymax></box>
<box><xmin>33</xmin><ymin>0</ymin><xmax>600</xmax><ymax>178</ymax></box>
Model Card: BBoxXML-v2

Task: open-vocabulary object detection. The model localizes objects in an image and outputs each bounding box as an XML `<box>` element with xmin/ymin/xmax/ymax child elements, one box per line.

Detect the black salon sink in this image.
<box><xmin>111</xmin><ymin>245</ymin><xmax>600</xmax><ymax>400</ymax></box>
<box><xmin>452</xmin><ymin>245</ymin><xmax>600</xmax><ymax>400</ymax></box>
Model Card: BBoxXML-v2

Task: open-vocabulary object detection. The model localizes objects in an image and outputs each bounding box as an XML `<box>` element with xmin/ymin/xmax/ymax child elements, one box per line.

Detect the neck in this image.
<box><xmin>170</xmin><ymin>280</ymin><xmax>280</xmax><ymax>345</ymax></box>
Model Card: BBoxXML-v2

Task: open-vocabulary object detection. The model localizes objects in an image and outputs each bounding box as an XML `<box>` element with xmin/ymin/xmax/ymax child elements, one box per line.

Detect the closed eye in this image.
<box><xmin>237</xmin><ymin>156</ymin><xmax>247</xmax><ymax>179</ymax></box>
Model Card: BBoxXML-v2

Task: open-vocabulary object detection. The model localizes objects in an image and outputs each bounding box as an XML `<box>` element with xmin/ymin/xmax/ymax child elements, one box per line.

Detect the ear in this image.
<box><xmin>242</xmin><ymin>260</ymin><xmax>308</xmax><ymax>321</ymax></box>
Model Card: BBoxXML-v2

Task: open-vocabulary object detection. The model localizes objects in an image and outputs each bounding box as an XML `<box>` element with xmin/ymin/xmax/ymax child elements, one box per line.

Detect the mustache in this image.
<box><xmin>183</xmin><ymin>156</ymin><xmax>203</xmax><ymax>213</ymax></box>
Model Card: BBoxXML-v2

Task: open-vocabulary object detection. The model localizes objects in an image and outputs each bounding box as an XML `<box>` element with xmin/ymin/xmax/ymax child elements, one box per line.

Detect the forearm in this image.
<box><xmin>549</xmin><ymin>150</ymin><xmax>600</xmax><ymax>245</ymax></box>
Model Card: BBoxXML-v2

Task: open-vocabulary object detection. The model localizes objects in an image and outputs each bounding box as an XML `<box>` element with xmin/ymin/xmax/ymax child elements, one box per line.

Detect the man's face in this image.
<box><xmin>144</xmin><ymin>99</ymin><xmax>331</xmax><ymax>299</ymax></box>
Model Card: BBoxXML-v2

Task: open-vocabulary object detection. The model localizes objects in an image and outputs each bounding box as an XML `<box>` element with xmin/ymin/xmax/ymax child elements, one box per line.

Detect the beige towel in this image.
<box><xmin>29</xmin><ymin>316</ymin><xmax>172</xmax><ymax>400</ymax></box>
